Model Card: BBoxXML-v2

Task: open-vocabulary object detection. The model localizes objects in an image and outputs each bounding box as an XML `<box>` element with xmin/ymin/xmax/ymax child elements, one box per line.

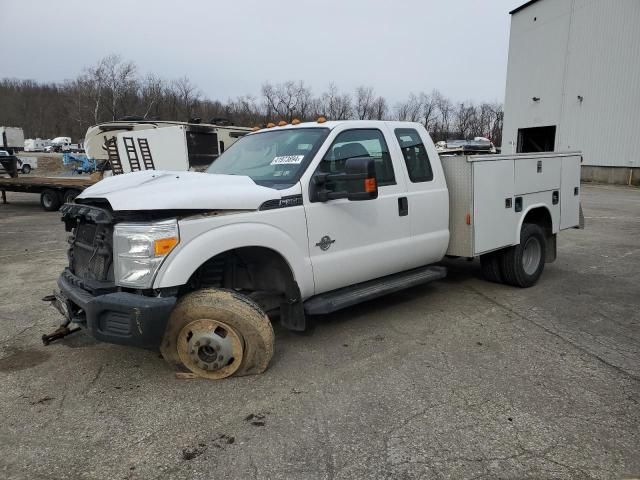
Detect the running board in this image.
<box><xmin>304</xmin><ymin>265</ymin><xmax>447</xmax><ymax>315</ymax></box>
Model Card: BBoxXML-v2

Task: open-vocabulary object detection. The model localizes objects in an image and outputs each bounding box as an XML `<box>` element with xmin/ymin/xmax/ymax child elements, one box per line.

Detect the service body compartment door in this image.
<box><xmin>560</xmin><ymin>155</ymin><xmax>581</xmax><ymax>229</ymax></box>
<box><xmin>514</xmin><ymin>157</ymin><xmax>561</xmax><ymax>194</ymax></box>
<box><xmin>473</xmin><ymin>160</ymin><xmax>516</xmax><ymax>254</ymax></box>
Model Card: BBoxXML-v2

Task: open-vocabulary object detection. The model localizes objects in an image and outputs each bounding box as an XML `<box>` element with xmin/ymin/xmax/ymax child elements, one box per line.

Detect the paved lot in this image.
<box><xmin>0</xmin><ymin>184</ymin><xmax>638</xmax><ymax>480</ymax></box>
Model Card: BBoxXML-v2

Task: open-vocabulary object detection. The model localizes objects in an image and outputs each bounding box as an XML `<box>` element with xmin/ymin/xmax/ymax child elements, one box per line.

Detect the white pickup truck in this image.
<box><xmin>49</xmin><ymin>120</ymin><xmax>582</xmax><ymax>379</ymax></box>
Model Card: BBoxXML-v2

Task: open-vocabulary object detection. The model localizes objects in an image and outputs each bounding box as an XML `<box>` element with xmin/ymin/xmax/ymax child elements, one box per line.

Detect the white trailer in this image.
<box><xmin>84</xmin><ymin>120</ymin><xmax>250</xmax><ymax>168</ymax></box>
<box><xmin>24</xmin><ymin>138</ymin><xmax>52</xmax><ymax>152</ymax></box>
<box><xmin>101</xmin><ymin>123</ymin><xmax>250</xmax><ymax>174</ymax></box>
<box><xmin>0</xmin><ymin>127</ymin><xmax>25</xmax><ymax>154</ymax></box>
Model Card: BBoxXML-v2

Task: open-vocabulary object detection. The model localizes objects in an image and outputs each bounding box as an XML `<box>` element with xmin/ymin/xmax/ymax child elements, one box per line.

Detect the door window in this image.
<box><xmin>318</xmin><ymin>129</ymin><xmax>395</xmax><ymax>186</ymax></box>
<box><xmin>394</xmin><ymin>128</ymin><xmax>433</xmax><ymax>182</ymax></box>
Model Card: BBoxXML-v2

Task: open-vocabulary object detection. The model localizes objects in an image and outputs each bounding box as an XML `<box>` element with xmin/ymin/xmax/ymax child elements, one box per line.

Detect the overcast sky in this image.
<box><xmin>0</xmin><ymin>0</ymin><xmax>524</xmax><ymax>104</ymax></box>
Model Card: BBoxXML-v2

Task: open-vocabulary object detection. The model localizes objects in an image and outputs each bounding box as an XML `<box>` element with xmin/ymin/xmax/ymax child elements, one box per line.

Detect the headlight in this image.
<box><xmin>113</xmin><ymin>219</ymin><xmax>179</xmax><ymax>288</ymax></box>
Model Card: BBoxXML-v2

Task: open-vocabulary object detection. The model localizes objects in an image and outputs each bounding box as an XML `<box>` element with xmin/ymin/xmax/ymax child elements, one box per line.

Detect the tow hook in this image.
<box><xmin>41</xmin><ymin>294</ymin><xmax>81</xmax><ymax>345</ymax></box>
<box><xmin>41</xmin><ymin>324</ymin><xmax>81</xmax><ymax>346</ymax></box>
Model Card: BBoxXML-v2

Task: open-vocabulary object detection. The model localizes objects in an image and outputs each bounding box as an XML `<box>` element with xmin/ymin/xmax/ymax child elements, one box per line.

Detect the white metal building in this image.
<box><xmin>501</xmin><ymin>0</ymin><xmax>640</xmax><ymax>184</ymax></box>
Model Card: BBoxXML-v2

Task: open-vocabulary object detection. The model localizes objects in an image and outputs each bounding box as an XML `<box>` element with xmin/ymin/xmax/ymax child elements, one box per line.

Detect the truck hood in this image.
<box><xmin>78</xmin><ymin>170</ymin><xmax>286</xmax><ymax>211</ymax></box>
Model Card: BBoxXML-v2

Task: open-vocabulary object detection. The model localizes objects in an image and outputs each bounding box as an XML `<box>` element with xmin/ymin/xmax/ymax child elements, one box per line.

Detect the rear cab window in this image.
<box><xmin>394</xmin><ymin>128</ymin><xmax>434</xmax><ymax>183</ymax></box>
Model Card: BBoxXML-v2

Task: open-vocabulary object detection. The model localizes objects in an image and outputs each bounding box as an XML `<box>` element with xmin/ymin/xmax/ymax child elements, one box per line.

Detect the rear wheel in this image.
<box><xmin>480</xmin><ymin>251</ymin><xmax>504</xmax><ymax>283</ymax></box>
<box><xmin>500</xmin><ymin>223</ymin><xmax>546</xmax><ymax>287</ymax></box>
<box><xmin>40</xmin><ymin>189</ymin><xmax>61</xmax><ymax>211</ymax></box>
<box><xmin>63</xmin><ymin>189</ymin><xmax>80</xmax><ymax>204</ymax></box>
<box><xmin>21</xmin><ymin>164</ymin><xmax>31</xmax><ymax>174</ymax></box>
<box><xmin>160</xmin><ymin>289</ymin><xmax>274</xmax><ymax>379</ymax></box>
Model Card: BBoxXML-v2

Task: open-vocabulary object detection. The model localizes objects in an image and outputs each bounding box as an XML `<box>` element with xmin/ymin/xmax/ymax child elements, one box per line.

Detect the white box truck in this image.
<box><xmin>48</xmin><ymin>120</ymin><xmax>582</xmax><ymax>379</ymax></box>
<box><xmin>0</xmin><ymin>127</ymin><xmax>25</xmax><ymax>154</ymax></box>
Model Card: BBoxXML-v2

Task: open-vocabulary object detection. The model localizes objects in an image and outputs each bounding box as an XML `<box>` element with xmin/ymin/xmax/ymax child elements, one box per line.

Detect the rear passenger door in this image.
<box><xmin>391</xmin><ymin>126</ymin><xmax>450</xmax><ymax>265</ymax></box>
<box><xmin>303</xmin><ymin>126</ymin><xmax>412</xmax><ymax>294</ymax></box>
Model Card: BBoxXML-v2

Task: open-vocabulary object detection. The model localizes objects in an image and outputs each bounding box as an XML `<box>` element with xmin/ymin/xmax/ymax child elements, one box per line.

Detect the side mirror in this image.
<box><xmin>311</xmin><ymin>157</ymin><xmax>378</xmax><ymax>202</ymax></box>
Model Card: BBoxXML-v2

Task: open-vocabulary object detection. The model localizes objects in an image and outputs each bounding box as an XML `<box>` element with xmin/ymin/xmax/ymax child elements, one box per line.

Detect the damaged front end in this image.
<box><xmin>44</xmin><ymin>202</ymin><xmax>176</xmax><ymax>348</ymax></box>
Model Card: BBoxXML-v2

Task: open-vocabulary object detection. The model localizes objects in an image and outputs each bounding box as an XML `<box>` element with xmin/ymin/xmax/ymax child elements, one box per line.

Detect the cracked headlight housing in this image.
<box><xmin>113</xmin><ymin>219</ymin><xmax>179</xmax><ymax>288</ymax></box>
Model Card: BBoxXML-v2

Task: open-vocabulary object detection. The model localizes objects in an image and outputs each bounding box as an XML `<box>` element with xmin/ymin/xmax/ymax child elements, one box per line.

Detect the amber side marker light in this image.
<box><xmin>466</xmin><ymin>213</ymin><xmax>471</xmax><ymax>225</ymax></box>
<box><xmin>364</xmin><ymin>178</ymin><xmax>377</xmax><ymax>193</ymax></box>
<box><xmin>154</xmin><ymin>237</ymin><xmax>179</xmax><ymax>256</ymax></box>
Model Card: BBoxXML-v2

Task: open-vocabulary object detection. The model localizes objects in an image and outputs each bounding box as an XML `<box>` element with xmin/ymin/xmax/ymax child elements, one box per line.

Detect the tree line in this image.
<box><xmin>0</xmin><ymin>54</ymin><xmax>503</xmax><ymax>145</ymax></box>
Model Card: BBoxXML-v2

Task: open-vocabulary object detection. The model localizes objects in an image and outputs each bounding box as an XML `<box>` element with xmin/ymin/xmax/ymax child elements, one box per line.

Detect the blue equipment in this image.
<box><xmin>62</xmin><ymin>153</ymin><xmax>97</xmax><ymax>174</ymax></box>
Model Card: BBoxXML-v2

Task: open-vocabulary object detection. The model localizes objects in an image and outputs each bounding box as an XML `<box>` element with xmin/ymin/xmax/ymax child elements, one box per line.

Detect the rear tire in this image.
<box><xmin>21</xmin><ymin>165</ymin><xmax>31</xmax><ymax>174</ymax></box>
<box><xmin>63</xmin><ymin>189</ymin><xmax>80</xmax><ymax>204</ymax></box>
<box><xmin>480</xmin><ymin>251</ymin><xmax>504</xmax><ymax>283</ymax></box>
<box><xmin>500</xmin><ymin>223</ymin><xmax>546</xmax><ymax>287</ymax></box>
<box><xmin>40</xmin><ymin>189</ymin><xmax>61</xmax><ymax>211</ymax></box>
<box><xmin>160</xmin><ymin>289</ymin><xmax>275</xmax><ymax>379</ymax></box>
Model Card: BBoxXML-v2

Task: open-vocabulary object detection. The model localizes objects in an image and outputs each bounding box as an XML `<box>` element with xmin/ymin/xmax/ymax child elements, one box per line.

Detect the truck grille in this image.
<box><xmin>69</xmin><ymin>221</ymin><xmax>114</xmax><ymax>283</ymax></box>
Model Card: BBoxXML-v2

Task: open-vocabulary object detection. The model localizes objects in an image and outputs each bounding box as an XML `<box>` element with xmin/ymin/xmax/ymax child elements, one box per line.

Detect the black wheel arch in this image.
<box><xmin>187</xmin><ymin>246</ymin><xmax>307</xmax><ymax>331</ymax></box>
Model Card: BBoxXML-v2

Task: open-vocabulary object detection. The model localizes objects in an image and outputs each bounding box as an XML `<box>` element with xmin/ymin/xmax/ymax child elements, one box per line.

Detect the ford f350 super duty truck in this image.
<box><xmin>47</xmin><ymin>120</ymin><xmax>582</xmax><ymax>379</ymax></box>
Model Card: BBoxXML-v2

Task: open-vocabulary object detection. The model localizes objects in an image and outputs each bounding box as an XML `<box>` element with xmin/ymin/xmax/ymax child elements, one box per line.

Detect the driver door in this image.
<box><xmin>303</xmin><ymin>127</ymin><xmax>412</xmax><ymax>295</ymax></box>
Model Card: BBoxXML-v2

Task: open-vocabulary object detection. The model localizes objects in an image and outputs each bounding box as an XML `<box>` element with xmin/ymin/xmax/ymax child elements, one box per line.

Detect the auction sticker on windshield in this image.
<box><xmin>271</xmin><ymin>155</ymin><xmax>305</xmax><ymax>165</ymax></box>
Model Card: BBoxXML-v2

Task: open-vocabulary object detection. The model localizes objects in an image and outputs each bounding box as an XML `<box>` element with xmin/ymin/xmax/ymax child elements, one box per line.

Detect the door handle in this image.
<box><xmin>398</xmin><ymin>197</ymin><xmax>408</xmax><ymax>216</ymax></box>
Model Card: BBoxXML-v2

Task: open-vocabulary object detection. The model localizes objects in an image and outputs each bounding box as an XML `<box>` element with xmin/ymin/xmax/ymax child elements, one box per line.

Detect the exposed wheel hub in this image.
<box><xmin>187</xmin><ymin>330</ymin><xmax>235</xmax><ymax>371</ymax></box>
<box><xmin>522</xmin><ymin>237</ymin><xmax>542</xmax><ymax>275</ymax></box>
<box><xmin>177</xmin><ymin>318</ymin><xmax>244</xmax><ymax>379</ymax></box>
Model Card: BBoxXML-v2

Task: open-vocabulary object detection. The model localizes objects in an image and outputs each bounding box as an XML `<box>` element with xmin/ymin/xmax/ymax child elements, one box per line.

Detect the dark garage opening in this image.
<box><xmin>517</xmin><ymin>125</ymin><xmax>556</xmax><ymax>153</ymax></box>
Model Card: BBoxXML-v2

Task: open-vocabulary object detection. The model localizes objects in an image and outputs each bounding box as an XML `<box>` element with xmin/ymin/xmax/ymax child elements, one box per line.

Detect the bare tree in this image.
<box><xmin>262</xmin><ymin>81</ymin><xmax>314</xmax><ymax>121</ymax></box>
<box><xmin>172</xmin><ymin>77</ymin><xmax>201</xmax><ymax>121</ymax></box>
<box><xmin>0</xmin><ymin>58</ymin><xmax>505</xmax><ymax>145</ymax></box>
<box><xmin>371</xmin><ymin>96</ymin><xmax>388</xmax><ymax>120</ymax></box>
<box><xmin>320</xmin><ymin>83</ymin><xmax>352</xmax><ymax>120</ymax></box>
<box><xmin>140</xmin><ymin>74</ymin><xmax>165</xmax><ymax>119</ymax></box>
<box><xmin>395</xmin><ymin>93</ymin><xmax>422</xmax><ymax>122</ymax></box>
<box><xmin>354</xmin><ymin>86</ymin><xmax>375</xmax><ymax>120</ymax></box>
<box><xmin>420</xmin><ymin>90</ymin><xmax>439</xmax><ymax>132</ymax></box>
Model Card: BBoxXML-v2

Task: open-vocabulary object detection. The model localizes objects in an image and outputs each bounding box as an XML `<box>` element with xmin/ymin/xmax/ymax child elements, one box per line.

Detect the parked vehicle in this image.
<box><xmin>45</xmin><ymin>137</ymin><xmax>83</xmax><ymax>153</ymax></box>
<box><xmin>83</xmin><ymin>119</ymin><xmax>251</xmax><ymax>174</ymax></box>
<box><xmin>24</xmin><ymin>138</ymin><xmax>52</xmax><ymax>152</ymax></box>
<box><xmin>0</xmin><ymin>150</ymin><xmax>97</xmax><ymax>208</ymax></box>
<box><xmin>16</xmin><ymin>156</ymin><xmax>37</xmax><ymax>174</ymax></box>
<box><xmin>0</xmin><ymin>127</ymin><xmax>25</xmax><ymax>154</ymax></box>
<box><xmin>48</xmin><ymin>119</ymin><xmax>582</xmax><ymax>379</ymax></box>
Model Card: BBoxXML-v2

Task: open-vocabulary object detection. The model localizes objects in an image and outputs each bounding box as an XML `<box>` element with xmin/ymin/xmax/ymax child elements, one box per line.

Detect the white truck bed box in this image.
<box><xmin>442</xmin><ymin>152</ymin><xmax>582</xmax><ymax>257</ymax></box>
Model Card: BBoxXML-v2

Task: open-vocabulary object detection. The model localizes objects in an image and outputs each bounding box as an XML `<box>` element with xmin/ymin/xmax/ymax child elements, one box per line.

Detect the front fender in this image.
<box><xmin>153</xmin><ymin>221</ymin><xmax>315</xmax><ymax>298</ymax></box>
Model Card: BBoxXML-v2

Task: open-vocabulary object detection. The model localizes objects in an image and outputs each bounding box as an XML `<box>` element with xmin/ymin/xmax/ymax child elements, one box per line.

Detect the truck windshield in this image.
<box><xmin>207</xmin><ymin>127</ymin><xmax>329</xmax><ymax>188</ymax></box>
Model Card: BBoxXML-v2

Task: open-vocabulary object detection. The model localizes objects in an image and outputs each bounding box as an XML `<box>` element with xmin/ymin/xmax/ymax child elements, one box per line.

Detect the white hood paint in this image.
<box><xmin>79</xmin><ymin>170</ymin><xmax>285</xmax><ymax>211</ymax></box>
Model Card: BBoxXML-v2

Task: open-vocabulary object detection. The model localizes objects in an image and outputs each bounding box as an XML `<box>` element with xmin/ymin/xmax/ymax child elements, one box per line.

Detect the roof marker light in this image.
<box><xmin>278</xmin><ymin>120</ymin><xmax>287</xmax><ymax>126</ymax></box>
<box><xmin>317</xmin><ymin>116</ymin><xmax>327</xmax><ymax>123</ymax></box>
<box><xmin>291</xmin><ymin>118</ymin><xmax>301</xmax><ymax>125</ymax></box>
<box><xmin>266</xmin><ymin>122</ymin><xmax>275</xmax><ymax>128</ymax></box>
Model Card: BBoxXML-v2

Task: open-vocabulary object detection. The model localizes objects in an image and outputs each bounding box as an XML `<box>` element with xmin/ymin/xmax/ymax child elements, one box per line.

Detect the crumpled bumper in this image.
<box><xmin>55</xmin><ymin>269</ymin><xmax>176</xmax><ymax>349</ymax></box>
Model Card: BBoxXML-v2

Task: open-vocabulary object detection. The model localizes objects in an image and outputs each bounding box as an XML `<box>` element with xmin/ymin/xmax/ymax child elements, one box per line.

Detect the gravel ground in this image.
<box><xmin>0</xmin><ymin>184</ymin><xmax>638</xmax><ymax>480</ymax></box>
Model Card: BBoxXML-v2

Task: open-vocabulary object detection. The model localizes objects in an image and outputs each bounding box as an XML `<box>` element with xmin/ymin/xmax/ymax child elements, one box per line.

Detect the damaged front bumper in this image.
<box><xmin>51</xmin><ymin>269</ymin><xmax>176</xmax><ymax>349</ymax></box>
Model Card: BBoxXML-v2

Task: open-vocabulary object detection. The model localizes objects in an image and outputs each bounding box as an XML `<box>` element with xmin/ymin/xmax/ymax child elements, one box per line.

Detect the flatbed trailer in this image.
<box><xmin>0</xmin><ymin>175</ymin><xmax>99</xmax><ymax>211</ymax></box>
